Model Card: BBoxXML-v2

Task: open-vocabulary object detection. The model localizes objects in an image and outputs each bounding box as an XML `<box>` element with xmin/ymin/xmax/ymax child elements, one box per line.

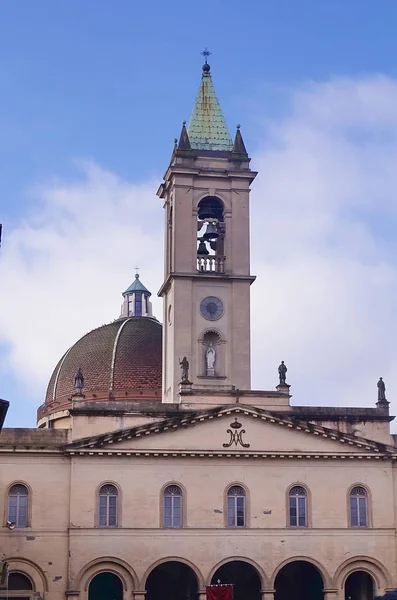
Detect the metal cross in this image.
<box><xmin>135</xmin><ymin>266</ymin><xmax>140</xmax><ymax>276</ymax></box>
<box><xmin>201</xmin><ymin>47</ymin><xmax>211</xmax><ymax>63</ymax></box>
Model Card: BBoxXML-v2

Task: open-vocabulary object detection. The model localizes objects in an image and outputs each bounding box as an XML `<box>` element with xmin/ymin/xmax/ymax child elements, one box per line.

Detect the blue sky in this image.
<box><xmin>2</xmin><ymin>1</ymin><xmax>397</xmax><ymax>427</ymax></box>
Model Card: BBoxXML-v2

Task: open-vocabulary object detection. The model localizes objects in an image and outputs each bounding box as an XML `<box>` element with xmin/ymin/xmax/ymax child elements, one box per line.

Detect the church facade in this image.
<box><xmin>1</xmin><ymin>59</ymin><xmax>396</xmax><ymax>600</ymax></box>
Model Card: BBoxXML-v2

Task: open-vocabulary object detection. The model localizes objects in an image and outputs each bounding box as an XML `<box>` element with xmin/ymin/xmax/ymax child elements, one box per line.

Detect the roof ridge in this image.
<box><xmin>109</xmin><ymin>317</ymin><xmax>133</xmax><ymax>391</ymax></box>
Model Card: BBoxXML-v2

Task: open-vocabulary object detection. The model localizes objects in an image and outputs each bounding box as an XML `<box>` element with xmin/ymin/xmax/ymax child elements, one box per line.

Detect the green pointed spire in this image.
<box><xmin>187</xmin><ymin>62</ymin><xmax>233</xmax><ymax>152</ymax></box>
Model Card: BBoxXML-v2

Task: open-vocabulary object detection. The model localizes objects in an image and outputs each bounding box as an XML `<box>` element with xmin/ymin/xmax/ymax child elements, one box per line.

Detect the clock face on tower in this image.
<box><xmin>200</xmin><ymin>296</ymin><xmax>224</xmax><ymax>321</ymax></box>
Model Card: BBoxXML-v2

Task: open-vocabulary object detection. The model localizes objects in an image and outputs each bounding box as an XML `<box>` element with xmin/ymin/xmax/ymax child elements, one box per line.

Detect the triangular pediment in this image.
<box><xmin>66</xmin><ymin>406</ymin><xmax>394</xmax><ymax>458</ymax></box>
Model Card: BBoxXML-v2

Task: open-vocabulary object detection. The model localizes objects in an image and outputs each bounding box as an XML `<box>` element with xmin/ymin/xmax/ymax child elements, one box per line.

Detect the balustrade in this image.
<box><xmin>197</xmin><ymin>255</ymin><xmax>226</xmax><ymax>273</ymax></box>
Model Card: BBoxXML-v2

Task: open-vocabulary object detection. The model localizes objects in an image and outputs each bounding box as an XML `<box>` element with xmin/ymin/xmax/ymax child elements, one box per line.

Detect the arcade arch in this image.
<box><xmin>274</xmin><ymin>559</ymin><xmax>326</xmax><ymax>600</ymax></box>
<box><xmin>210</xmin><ymin>559</ymin><xmax>262</xmax><ymax>600</ymax></box>
<box><xmin>145</xmin><ymin>560</ymin><xmax>199</xmax><ymax>600</ymax></box>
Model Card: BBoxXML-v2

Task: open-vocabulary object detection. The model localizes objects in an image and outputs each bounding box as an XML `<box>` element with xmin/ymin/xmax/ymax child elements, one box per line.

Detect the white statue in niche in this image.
<box><xmin>206</xmin><ymin>342</ymin><xmax>216</xmax><ymax>376</ymax></box>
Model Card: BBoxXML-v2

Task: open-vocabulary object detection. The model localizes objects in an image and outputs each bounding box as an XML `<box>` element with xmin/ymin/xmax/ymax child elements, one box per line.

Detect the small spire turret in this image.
<box><xmin>177</xmin><ymin>121</ymin><xmax>191</xmax><ymax>151</ymax></box>
<box><xmin>232</xmin><ymin>124</ymin><xmax>249</xmax><ymax>160</ymax></box>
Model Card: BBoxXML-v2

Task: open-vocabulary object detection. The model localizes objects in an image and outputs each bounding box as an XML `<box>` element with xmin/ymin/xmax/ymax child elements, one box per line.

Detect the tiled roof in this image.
<box><xmin>42</xmin><ymin>317</ymin><xmax>162</xmax><ymax>418</ymax></box>
<box><xmin>123</xmin><ymin>274</ymin><xmax>151</xmax><ymax>296</ymax></box>
<box><xmin>187</xmin><ymin>66</ymin><xmax>233</xmax><ymax>151</ymax></box>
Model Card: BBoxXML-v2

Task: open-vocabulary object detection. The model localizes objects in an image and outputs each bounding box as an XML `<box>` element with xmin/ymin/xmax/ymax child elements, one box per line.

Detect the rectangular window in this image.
<box><xmin>350</xmin><ymin>497</ymin><xmax>367</xmax><ymax>527</ymax></box>
<box><xmin>8</xmin><ymin>496</ymin><xmax>28</xmax><ymax>528</ymax></box>
<box><xmin>99</xmin><ymin>495</ymin><xmax>117</xmax><ymax>527</ymax></box>
<box><xmin>289</xmin><ymin>497</ymin><xmax>307</xmax><ymax>527</ymax></box>
<box><xmin>164</xmin><ymin>496</ymin><xmax>182</xmax><ymax>527</ymax></box>
<box><xmin>227</xmin><ymin>496</ymin><xmax>245</xmax><ymax>527</ymax></box>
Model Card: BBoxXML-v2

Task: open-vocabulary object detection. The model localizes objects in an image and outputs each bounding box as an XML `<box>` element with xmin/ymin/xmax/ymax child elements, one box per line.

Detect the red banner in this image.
<box><xmin>206</xmin><ymin>585</ymin><xmax>233</xmax><ymax>600</ymax></box>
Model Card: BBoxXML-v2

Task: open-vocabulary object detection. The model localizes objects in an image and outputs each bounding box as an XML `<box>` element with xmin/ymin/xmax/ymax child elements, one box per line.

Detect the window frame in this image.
<box><xmin>97</xmin><ymin>483</ymin><xmax>120</xmax><ymax>528</ymax></box>
<box><xmin>6</xmin><ymin>483</ymin><xmax>30</xmax><ymax>529</ymax></box>
<box><xmin>226</xmin><ymin>484</ymin><xmax>247</xmax><ymax>528</ymax></box>
<box><xmin>348</xmin><ymin>484</ymin><xmax>370</xmax><ymax>528</ymax></box>
<box><xmin>287</xmin><ymin>484</ymin><xmax>309</xmax><ymax>528</ymax></box>
<box><xmin>162</xmin><ymin>484</ymin><xmax>183</xmax><ymax>528</ymax></box>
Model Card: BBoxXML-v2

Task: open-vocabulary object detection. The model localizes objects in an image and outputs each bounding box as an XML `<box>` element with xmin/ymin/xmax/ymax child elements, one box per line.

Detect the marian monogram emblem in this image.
<box><xmin>223</xmin><ymin>418</ymin><xmax>250</xmax><ymax>448</ymax></box>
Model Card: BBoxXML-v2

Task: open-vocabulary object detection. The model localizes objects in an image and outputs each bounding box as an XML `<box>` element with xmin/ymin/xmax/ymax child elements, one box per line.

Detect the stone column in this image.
<box><xmin>65</xmin><ymin>591</ymin><xmax>80</xmax><ymax>600</ymax></box>
<box><xmin>261</xmin><ymin>590</ymin><xmax>275</xmax><ymax>600</ymax></box>
<box><xmin>198</xmin><ymin>589</ymin><xmax>207</xmax><ymax>600</ymax></box>
<box><xmin>132</xmin><ymin>592</ymin><xmax>146</xmax><ymax>600</ymax></box>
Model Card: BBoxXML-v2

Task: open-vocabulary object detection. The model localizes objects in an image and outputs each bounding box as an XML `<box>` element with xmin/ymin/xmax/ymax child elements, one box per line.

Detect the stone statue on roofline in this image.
<box><xmin>278</xmin><ymin>361</ymin><xmax>287</xmax><ymax>385</ymax></box>
<box><xmin>179</xmin><ymin>357</ymin><xmax>190</xmax><ymax>383</ymax></box>
<box><xmin>377</xmin><ymin>377</ymin><xmax>387</xmax><ymax>403</ymax></box>
<box><xmin>73</xmin><ymin>367</ymin><xmax>84</xmax><ymax>395</ymax></box>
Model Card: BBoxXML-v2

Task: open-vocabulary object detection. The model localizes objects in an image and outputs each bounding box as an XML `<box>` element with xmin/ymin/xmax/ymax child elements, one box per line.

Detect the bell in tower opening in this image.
<box><xmin>197</xmin><ymin>196</ymin><xmax>225</xmax><ymax>273</ymax></box>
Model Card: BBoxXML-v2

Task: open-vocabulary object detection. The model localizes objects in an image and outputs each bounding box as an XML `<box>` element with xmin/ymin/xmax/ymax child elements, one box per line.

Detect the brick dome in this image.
<box><xmin>38</xmin><ymin>317</ymin><xmax>162</xmax><ymax>422</ymax></box>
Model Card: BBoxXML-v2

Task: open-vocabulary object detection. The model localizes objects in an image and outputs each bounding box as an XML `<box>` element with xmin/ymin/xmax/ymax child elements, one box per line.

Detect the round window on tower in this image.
<box><xmin>200</xmin><ymin>297</ymin><xmax>224</xmax><ymax>321</ymax></box>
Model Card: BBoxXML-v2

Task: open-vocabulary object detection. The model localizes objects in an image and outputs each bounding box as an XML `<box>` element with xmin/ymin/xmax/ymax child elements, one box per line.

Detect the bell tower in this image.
<box><xmin>158</xmin><ymin>57</ymin><xmax>257</xmax><ymax>403</ymax></box>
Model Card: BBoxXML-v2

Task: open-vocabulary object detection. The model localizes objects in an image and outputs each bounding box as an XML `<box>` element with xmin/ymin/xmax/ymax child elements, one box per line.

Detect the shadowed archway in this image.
<box><xmin>345</xmin><ymin>571</ymin><xmax>375</xmax><ymax>600</ymax></box>
<box><xmin>88</xmin><ymin>572</ymin><xmax>123</xmax><ymax>600</ymax></box>
<box><xmin>146</xmin><ymin>561</ymin><xmax>198</xmax><ymax>600</ymax></box>
<box><xmin>275</xmin><ymin>561</ymin><xmax>324</xmax><ymax>600</ymax></box>
<box><xmin>211</xmin><ymin>560</ymin><xmax>261</xmax><ymax>600</ymax></box>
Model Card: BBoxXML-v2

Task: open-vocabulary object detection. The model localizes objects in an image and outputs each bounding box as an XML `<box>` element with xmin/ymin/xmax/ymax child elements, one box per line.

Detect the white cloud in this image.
<box><xmin>2</xmin><ymin>76</ymin><xmax>397</xmax><ymax>422</ymax></box>
<box><xmin>251</xmin><ymin>76</ymin><xmax>397</xmax><ymax>413</ymax></box>
<box><xmin>0</xmin><ymin>162</ymin><xmax>164</xmax><ymax>394</ymax></box>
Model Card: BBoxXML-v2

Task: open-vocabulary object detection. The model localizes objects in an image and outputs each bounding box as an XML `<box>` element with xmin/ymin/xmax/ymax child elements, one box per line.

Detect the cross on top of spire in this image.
<box><xmin>201</xmin><ymin>47</ymin><xmax>211</xmax><ymax>64</ymax></box>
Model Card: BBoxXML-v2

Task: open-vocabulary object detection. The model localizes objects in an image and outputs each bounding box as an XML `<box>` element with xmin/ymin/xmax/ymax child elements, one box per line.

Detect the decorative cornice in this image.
<box><xmin>67</xmin><ymin>450</ymin><xmax>395</xmax><ymax>460</ymax></box>
<box><xmin>158</xmin><ymin>273</ymin><xmax>256</xmax><ymax>297</ymax></box>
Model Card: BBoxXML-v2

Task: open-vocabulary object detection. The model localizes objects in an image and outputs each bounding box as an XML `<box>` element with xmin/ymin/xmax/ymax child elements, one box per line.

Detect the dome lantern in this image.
<box><xmin>120</xmin><ymin>273</ymin><xmax>153</xmax><ymax>318</ymax></box>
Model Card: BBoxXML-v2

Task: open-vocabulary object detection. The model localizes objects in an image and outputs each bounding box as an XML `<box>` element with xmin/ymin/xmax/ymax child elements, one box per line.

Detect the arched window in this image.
<box><xmin>227</xmin><ymin>485</ymin><xmax>246</xmax><ymax>527</ymax></box>
<box><xmin>163</xmin><ymin>485</ymin><xmax>182</xmax><ymax>528</ymax></box>
<box><xmin>288</xmin><ymin>485</ymin><xmax>307</xmax><ymax>527</ymax></box>
<box><xmin>7</xmin><ymin>573</ymin><xmax>33</xmax><ymax>599</ymax></box>
<box><xmin>7</xmin><ymin>484</ymin><xmax>28</xmax><ymax>528</ymax></box>
<box><xmin>350</xmin><ymin>486</ymin><xmax>368</xmax><ymax>527</ymax></box>
<box><xmin>98</xmin><ymin>484</ymin><xmax>118</xmax><ymax>527</ymax></box>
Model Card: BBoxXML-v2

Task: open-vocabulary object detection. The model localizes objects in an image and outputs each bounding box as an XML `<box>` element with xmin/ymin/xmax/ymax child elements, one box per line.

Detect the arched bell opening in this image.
<box><xmin>211</xmin><ymin>560</ymin><xmax>261</xmax><ymax>600</ymax></box>
<box><xmin>197</xmin><ymin>196</ymin><xmax>225</xmax><ymax>273</ymax></box>
<box><xmin>88</xmin><ymin>572</ymin><xmax>123</xmax><ymax>600</ymax></box>
<box><xmin>146</xmin><ymin>561</ymin><xmax>199</xmax><ymax>600</ymax></box>
<box><xmin>344</xmin><ymin>570</ymin><xmax>375</xmax><ymax>600</ymax></box>
<box><xmin>274</xmin><ymin>560</ymin><xmax>324</xmax><ymax>600</ymax></box>
<box><xmin>201</xmin><ymin>330</ymin><xmax>223</xmax><ymax>377</ymax></box>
